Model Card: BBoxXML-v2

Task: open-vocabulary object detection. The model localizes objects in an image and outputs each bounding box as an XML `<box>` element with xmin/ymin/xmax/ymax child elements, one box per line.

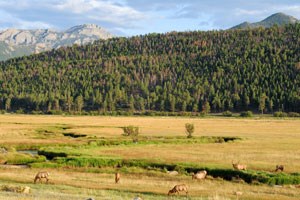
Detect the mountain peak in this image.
<box><xmin>64</xmin><ymin>24</ymin><xmax>112</xmax><ymax>39</ymax></box>
<box><xmin>231</xmin><ymin>12</ymin><xmax>299</xmax><ymax>29</ymax></box>
<box><xmin>261</xmin><ymin>12</ymin><xmax>299</xmax><ymax>25</ymax></box>
<box><xmin>267</xmin><ymin>12</ymin><xmax>294</xmax><ymax>18</ymax></box>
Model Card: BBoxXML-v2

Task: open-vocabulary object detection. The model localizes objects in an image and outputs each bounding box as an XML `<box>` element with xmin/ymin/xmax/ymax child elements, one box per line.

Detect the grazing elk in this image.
<box><xmin>167</xmin><ymin>170</ymin><xmax>179</xmax><ymax>176</ymax></box>
<box><xmin>275</xmin><ymin>165</ymin><xmax>284</xmax><ymax>172</ymax></box>
<box><xmin>34</xmin><ymin>171</ymin><xmax>50</xmax><ymax>183</ymax></box>
<box><xmin>115</xmin><ymin>172</ymin><xmax>120</xmax><ymax>183</ymax></box>
<box><xmin>232</xmin><ymin>161</ymin><xmax>247</xmax><ymax>170</ymax></box>
<box><xmin>192</xmin><ymin>170</ymin><xmax>207</xmax><ymax>180</ymax></box>
<box><xmin>168</xmin><ymin>184</ymin><xmax>188</xmax><ymax>196</ymax></box>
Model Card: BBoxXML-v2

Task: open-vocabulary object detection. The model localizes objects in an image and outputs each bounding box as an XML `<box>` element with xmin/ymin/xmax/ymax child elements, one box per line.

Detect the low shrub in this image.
<box><xmin>222</xmin><ymin>111</ymin><xmax>233</xmax><ymax>117</ymax></box>
<box><xmin>15</xmin><ymin>109</ymin><xmax>25</xmax><ymax>114</ymax></box>
<box><xmin>88</xmin><ymin>111</ymin><xmax>99</xmax><ymax>116</ymax></box>
<box><xmin>47</xmin><ymin>110</ymin><xmax>63</xmax><ymax>115</ymax></box>
<box><xmin>288</xmin><ymin>112</ymin><xmax>300</xmax><ymax>117</ymax></box>
<box><xmin>274</xmin><ymin>111</ymin><xmax>288</xmax><ymax>117</ymax></box>
<box><xmin>240</xmin><ymin>111</ymin><xmax>253</xmax><ymax>117</ymax></box>
<box><xmin>31</xmin><ymin>110</ymin><xmax>44</xmax><ymax>115</ymax></box>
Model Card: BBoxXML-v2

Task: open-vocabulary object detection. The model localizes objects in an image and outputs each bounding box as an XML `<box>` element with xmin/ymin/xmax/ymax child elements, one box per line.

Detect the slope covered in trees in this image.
<box><xmin>0</xmin><ymin>24</ymin><xmax>299</xmax><ymax>114</ymax></box>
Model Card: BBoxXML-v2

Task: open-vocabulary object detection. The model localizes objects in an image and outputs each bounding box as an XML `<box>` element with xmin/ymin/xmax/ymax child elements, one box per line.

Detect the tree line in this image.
<box><xmin>0</xmin><ymin>24</ymin><xmax>299</xmax><ymax>114</ymax></box>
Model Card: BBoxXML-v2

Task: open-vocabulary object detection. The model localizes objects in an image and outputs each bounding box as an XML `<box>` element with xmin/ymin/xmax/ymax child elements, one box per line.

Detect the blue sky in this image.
<box><xmin>0</xmin><ymin>0</ymin><xmax>300</xmax><ymax>36</ymax></box>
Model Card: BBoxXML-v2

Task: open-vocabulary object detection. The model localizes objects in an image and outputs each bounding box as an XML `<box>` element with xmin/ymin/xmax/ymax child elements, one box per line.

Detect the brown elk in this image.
<box><xmin>115</xmin><ymin>172</ymin><xmax>120</xmax><ymax>183</ymax></box>
<box><xmin>275</xmin><ymin>165</ymin><xmax>284</xmax><ymax>172</ymax></box>
<box><xmin>168</xmin><ymin>184</ymin><xmax>188</xmax><ymax>196</ymax></box>
<box><xmin>34</xmin><ymin>171</ymin><xmax>50</xmax><ymax>183</ymax></box>
<box><xmin>192</xmin><ymin>170</ymin><xmax>207</xmax><ymax>180</ymax></box>
<box><xmin>232</xmin><ymin>161</ymin><xmax>247</xmax><ymax>170</ymax></box>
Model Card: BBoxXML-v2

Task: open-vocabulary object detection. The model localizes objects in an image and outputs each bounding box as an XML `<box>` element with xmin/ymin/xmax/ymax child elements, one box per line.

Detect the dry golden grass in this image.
<box><xmin>0</xmin><ymin>167</ymin><xmax>299</xmax><ymax>200</ymax></box>
<box><xmin>0</xmin><ymin>114</ymin><xmax>299</xmax><ymax>199</ymax></box>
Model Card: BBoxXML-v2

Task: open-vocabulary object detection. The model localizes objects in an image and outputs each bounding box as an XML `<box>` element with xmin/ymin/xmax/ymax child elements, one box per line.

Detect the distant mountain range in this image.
<box><xmin>231</xmin><ymin>13</ymin><xmax>299</xmax><ymax>29</ymax></box>
<box><xmin>0</xmin><ymin>24</ymin><xmax>113</xmax><ymax>61</ymax></box>
<box><xmin>0</xmin><ymin>13</ymin><xmax>298</xmax><ymax>61</ymax></box>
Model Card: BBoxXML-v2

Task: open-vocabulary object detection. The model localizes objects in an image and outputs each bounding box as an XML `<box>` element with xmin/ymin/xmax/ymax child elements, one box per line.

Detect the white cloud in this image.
<box><xmin>17</xmin><ymin>21</ymin><xmax>53</xmax><ymax>30</ymax></box>
<box><xmin>54</xmin><ymin>0</ymin><xmax>146</xmax><ymax>27</ymax></box>
<box><xmin>0</xmin><ymin>0</ymin><xmax>146</xmax><ymax>31</ymax></box>
<box><xmin>0</xmin><ymin>9</ymin><xmax>52</xmax><ymax>30</ymax></box>
<box><xmin>233</xmin><ymin>4</ymin><xmax>300</xmax><ymax>22</ymax></box>
<box><xmin>55</xmin><ymin>0</ymin><xmax>94</xmax><ymax>14</ymax></box>
<box><xmin>234</xmin><ymin>8</ymin><xmax>267</xmax><ymax>16</ymax></box>
<box><xmin>274</xmin><ymin>5</ymin><xmax>300</xmax><ymax>18</ymax></box>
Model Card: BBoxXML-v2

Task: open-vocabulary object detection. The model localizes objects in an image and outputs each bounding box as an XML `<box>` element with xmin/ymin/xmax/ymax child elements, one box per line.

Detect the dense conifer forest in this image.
<box><xmin>0</xmin><ymin>24</ymin><xmax>299</xmax><ymax>114</ymax></box>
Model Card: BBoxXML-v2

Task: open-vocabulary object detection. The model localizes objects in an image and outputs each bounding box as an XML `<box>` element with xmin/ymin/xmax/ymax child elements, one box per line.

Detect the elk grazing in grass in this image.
<box><xmin>34</xmin><ymin>171</ymin><xmax>50</xmax><ymax>183</ymax></box>
<box><xmin>275</xmin><ymin>165</ymin><xmax>284</xmax><ymax>172</ymax></box>
<box><xmin>168</xmin><ymin>184</ymin><xmax>188</xmax><ymax>196</ymax></box>
<box><xmin>115</xmin><ymin>172</ymin><xmax>120</xmax><ymax>183</ymax></box>
<box><xmin>192</xmin><ymin>170</ymin><xmax>207</xmax><ymax>180</ymax></box>
<box><xmin>232</xmin><ymin>161</ymin><xmax>247</xmax><ymax>170</ymax></box>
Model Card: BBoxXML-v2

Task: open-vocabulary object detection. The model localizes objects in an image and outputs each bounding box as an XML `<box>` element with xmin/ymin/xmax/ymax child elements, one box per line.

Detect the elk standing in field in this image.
<box><xmin>115</xmin><ymin>172</ymin><xmax>120</xmax><ymax>183</ymax></box>
<box><xmin>168</xmin><ymin>184</ymin><xmax>188</xmax><ymax>196</ymax></box>
<box><xmin>34</xmin><ymin>171</ymin><xmax>50</xmax><ymax>183</ymax></box>
<box><xmin>192</xmin><ymin>170</ymin><xmax>207</xmax><ymax>180</ymax></box>
<box><xmin>275</xmin><ymin>165</ymin><xmax>284</xmax><ymax>172</ymax></box>
<box><xmin>232</xmin><ymin>161</ymin><xmax>247</xmax><ymax>170</ymax></box>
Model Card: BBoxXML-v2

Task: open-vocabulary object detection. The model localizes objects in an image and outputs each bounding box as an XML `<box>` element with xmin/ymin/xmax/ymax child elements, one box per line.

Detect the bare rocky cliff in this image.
<box><xmin>0</xmin><ymin>24</ymin><xmax>113</xmax><ymax>61</ymax></box>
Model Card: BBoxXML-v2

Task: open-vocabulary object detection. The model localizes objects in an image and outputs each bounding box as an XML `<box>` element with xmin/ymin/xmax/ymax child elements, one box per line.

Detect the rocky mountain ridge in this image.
<box><xmin>231</xmin><ymin>13</ymin><xmax>299</xmax><ymax>29</ymax></box>
<box><xmin>0</xmin><ymin>24</ymin><xmax>113</xmax><ymax>61</ymax></box>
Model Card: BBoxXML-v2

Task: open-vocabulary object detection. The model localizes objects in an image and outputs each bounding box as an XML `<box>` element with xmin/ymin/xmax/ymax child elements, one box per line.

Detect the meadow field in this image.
<box><xmin>0</xmin><ymin>114</ymin><xmax>299</xmax><ymax>200</ymax></box>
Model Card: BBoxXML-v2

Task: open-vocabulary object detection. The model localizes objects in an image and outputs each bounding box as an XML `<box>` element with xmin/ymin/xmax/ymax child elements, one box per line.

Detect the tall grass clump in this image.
<box><xmin>56</xmin><ymin>157</ymin><xmax>122</xmax><ymax>168</ymax></box>
<box><xmin>4</xmin><ymin>153</ymin><xmax>46</xmax><ymax>165</ymax></box>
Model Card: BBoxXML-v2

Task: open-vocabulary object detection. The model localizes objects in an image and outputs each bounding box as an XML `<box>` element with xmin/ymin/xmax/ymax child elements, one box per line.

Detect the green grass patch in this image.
<box><xmin>88</xmin><ymin>136</ymin><xmax>241</xmax><ymax>146</ymax></box>
<box><xmin>32</xmin><ymin>155</ymin><xmax>300</xmax><ymax>185</ymax></box>
<box><xmin>0</xmin><ymin>152</ymin><xmax>46</xmax><ymax>165</ymax></box>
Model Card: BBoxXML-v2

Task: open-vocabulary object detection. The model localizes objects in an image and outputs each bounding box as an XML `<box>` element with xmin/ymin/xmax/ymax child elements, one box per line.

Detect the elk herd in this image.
<box><xmin>166</xmin><ymin>162</ymin><xmax>286</xmax><ymax>197</ymax></box>
<box><xmin>31</xmin><ymin>162</ymin><xmax>285</xmax><ymax>198</ymax></box>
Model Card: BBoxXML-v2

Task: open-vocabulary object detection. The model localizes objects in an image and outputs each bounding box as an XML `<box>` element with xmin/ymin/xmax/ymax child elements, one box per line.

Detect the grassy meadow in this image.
<box><xmin>0</xmin><ymin>114</ymin><xmax>299</xmax><ymax>199</ymax></box>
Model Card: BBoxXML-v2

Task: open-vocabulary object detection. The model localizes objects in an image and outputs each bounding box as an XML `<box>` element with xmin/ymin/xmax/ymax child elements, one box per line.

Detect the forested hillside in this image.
<box><xmin>0</xmin><ymin>24</ymin><xmax>300</xmax><ymax>114</ymax></box>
